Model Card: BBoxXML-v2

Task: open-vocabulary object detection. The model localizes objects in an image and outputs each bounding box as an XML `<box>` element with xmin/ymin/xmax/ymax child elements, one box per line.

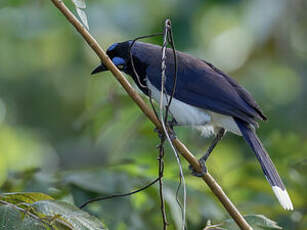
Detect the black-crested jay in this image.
<box><xmin>91</xmin><ymin>41</ymin><xmax>293</xmax><ymax>210</ymax></box>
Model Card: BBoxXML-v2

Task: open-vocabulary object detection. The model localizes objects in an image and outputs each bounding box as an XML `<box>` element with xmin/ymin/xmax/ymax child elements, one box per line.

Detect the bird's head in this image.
<box><xmin>91</xmin><ymin>40</ymin><xmax>151</xmax><ymax>95</ymax></box>
<box><xmin>91</xmin><ymin>41</ymin><xmax>131</xmax><ymax>75</ymax></box>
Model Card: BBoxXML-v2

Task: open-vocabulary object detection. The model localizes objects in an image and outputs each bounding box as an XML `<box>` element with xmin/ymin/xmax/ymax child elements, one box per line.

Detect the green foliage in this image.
<box><xmin>0</xmin><ymin>205</ymin><xmax>47</xmax><ymax>230</ymax></box>
<box><xmin>0</xmin><ymin>192</ymin><xmax>54</xmax><ymax>204</ymax></box>
<box><xmin>224</xmin><ymin>215</ymin><xmax>282</xmax><ymax>230</ymax></box>
<box><xmin>203</xmin><ymin>215</ymin><xmax>283</xmax><ymax>230</ymax></box>
<box><xmin>0</xmin><ymin>192</ymin><xmax>107</xmax><ymax>230</ymax></box>
<box><xmin>0</xmin><ymin>0</ymin><xmax>306</xmax><ymax>229</ymax></box>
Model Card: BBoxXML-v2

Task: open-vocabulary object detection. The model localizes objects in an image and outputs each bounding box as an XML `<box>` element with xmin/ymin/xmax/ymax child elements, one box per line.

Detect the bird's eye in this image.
<box><xmin>112</xmin><ymin>57</ymin><xmax>126</xmax><ymax>70</ymax></box>
<box><xmin>117</xmin><ymin>64</ymin><xmax>124</xmax><ymax>70</ymax></box>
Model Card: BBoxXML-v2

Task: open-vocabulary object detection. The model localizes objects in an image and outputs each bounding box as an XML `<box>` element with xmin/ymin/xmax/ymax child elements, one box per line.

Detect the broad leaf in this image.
<box><xmin>32</xmin><ymin>200</ymin><xmax>107</xmax><ymax>230</ymax></box>
<box><xmin>224</xmin><ymin>215</ymin><xmax>282</xmax><ymax>230</ymax></box>
<box><xmin>0</xmin><ymin>205</ymin><xmax>47</xmax><ymax>230</ymax></box>
<box><xmin>0</xmin><ymin>192</ymin><xmax>53</xmax><ymax>205</ymax></box>
<box><xmin>0</xmin><ymin>192</ymin><xmax>107</xmax><ymax>230</ymax></box>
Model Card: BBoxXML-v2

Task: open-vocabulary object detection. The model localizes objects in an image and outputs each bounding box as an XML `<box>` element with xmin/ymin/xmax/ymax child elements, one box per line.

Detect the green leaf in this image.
<box><xmin>0</xmin><ymin>192</ymin><xmax>107</xmax><ymax>230</ymax></box>
<box><xmin>0</xmin><ymin>205</ymin><xmax>49</xmax><ymax>230</ymax></box>
<box><xmin>224</xmin><ymin>215</ymin><xmax>282</xmax><ymax>230</ymax></box>
<box><xmin>32</xmin><ymin>200</ymin><xmax>107</xmax><ymax>230</ymax></box>
<box><xmin>0</xmin><ymin>192</ymin><xmax>54</xmax><ymax>205</ymax></box>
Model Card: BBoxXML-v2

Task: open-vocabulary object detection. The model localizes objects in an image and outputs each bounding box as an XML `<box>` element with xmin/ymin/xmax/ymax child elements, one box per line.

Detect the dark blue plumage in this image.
<box><xmin>91</xmin><ymin>41</ymin><xmax>293</xmax><ymax>210</ymax></box>
<box><xmin>131</xmin><ymin>42</ymin><xmax>265</xmax><ymax>125</ymax></box>
<box><xmin>235</xmin><ymin>118</ymin><xmax>284</xmax><ymax>189</ymax></box>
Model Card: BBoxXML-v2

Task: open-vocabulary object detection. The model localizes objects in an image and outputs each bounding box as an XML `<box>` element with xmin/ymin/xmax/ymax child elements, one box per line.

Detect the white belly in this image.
<box><xmin>146</xmin><ymin>80</ymin><xmax>241</xmax><ymax>136</ymax></box>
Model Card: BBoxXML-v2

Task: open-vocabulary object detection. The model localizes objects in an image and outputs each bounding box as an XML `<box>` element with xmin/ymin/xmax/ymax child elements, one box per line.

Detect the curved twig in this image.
<box><xmin>79</xmin><ymin>177</ymin><xmax>160</xmax><ymax>209</ymax></box>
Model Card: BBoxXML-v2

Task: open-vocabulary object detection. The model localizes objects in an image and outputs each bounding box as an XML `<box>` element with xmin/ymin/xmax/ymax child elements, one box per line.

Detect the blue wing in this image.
<box><xmin>133</xmin><ymin>42</ymin><xmax>266</xmax><ymax>126</ymax></box>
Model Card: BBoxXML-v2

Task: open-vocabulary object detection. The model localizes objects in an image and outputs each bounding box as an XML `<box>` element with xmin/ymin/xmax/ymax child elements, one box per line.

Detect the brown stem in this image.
<box><xmin>158</xmin><ymin>140</ymin><xmax>168</xmax><ymax>229</ymax></box>
<box><xmin>49</xmin><ymin>1</ymin><xmax>253</xmax><ymax>229</ymax></box>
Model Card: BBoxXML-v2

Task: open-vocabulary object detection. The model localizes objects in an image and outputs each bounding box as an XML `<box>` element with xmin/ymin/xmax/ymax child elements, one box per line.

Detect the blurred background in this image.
<box><xmin>0</xmin><ymin>0</ymin><xmax>306</xmax><ymax>229</ymax></box>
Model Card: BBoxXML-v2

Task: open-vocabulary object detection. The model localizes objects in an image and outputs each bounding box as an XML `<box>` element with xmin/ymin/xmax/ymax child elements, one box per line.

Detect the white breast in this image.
<box><xmin>147</xmin><ymin>80</ymin><xmax>211</xmax><ymax>124</ymax></box>
<box><xmin>146</xmin><ymin>79</ymin><xmax>241</xmax><ymax>136</ymax></box>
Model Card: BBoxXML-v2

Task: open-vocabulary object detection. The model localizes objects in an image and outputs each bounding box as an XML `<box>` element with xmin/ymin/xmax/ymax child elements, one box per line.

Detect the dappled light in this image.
<box><xmin>0</xmin><ymin>0</ymin><xmax>306</xmax><ymax>229</ymax></box>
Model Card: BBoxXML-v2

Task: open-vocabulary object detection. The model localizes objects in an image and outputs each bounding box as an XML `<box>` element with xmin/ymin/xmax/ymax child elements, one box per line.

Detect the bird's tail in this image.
<box><xmin>234</xmin><ymin>118</ymin><xmax>293</xmax><ymax>210</ymax></box>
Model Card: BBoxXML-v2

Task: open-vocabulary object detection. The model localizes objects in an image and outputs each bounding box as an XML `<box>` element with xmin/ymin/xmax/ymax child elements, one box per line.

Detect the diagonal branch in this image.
<box><xmin>49</xmin><ymin>1</ymin><xmax>252</xmax><ymax>229</ymax></box>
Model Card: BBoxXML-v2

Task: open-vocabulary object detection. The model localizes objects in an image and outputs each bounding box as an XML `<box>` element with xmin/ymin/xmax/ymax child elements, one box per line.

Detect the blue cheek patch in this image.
<box><xmin>112</xmin><ymin>57</ymin><xmax>125</xmax><ymax>66</ymax></box>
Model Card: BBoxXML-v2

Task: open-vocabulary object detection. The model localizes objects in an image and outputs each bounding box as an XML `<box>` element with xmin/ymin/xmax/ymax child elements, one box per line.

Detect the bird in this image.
<box><xmin>91</xmin><ymin>41</ymin><xmax>293</xmax><ymax>210</ymax></box>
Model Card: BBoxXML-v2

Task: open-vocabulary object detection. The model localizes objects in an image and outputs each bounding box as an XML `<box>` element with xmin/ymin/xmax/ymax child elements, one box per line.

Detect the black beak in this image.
<box><xmin>91</xmin><ymin>63</ymin><xmax>108</xmax><ymax>75</ymax></box>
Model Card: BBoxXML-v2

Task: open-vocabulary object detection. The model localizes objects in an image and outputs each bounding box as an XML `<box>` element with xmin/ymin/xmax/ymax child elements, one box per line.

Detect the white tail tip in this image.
<box><xmin>272</xmin><ymin>186</ymin><xmax>293</xmax><ymax>210</ymax></box>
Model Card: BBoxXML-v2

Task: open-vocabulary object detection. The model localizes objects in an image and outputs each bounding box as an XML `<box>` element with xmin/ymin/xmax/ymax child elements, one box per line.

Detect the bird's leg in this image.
<box><xmin>190</xmin><ymin>128</ymin><xmax>226</xmax><ymax>177</ymax></box>
<box><xmin>200</xmin><ymin>128</ymin><xmax>226</xmax><ymax>163</ymax></box>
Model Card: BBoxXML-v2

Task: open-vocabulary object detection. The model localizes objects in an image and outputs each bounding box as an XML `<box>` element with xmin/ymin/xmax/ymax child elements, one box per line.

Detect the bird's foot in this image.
<box><xmin>189</xmin><ymin>158</ymin><xmax>208</xmax><ymax>177</ymax></box>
